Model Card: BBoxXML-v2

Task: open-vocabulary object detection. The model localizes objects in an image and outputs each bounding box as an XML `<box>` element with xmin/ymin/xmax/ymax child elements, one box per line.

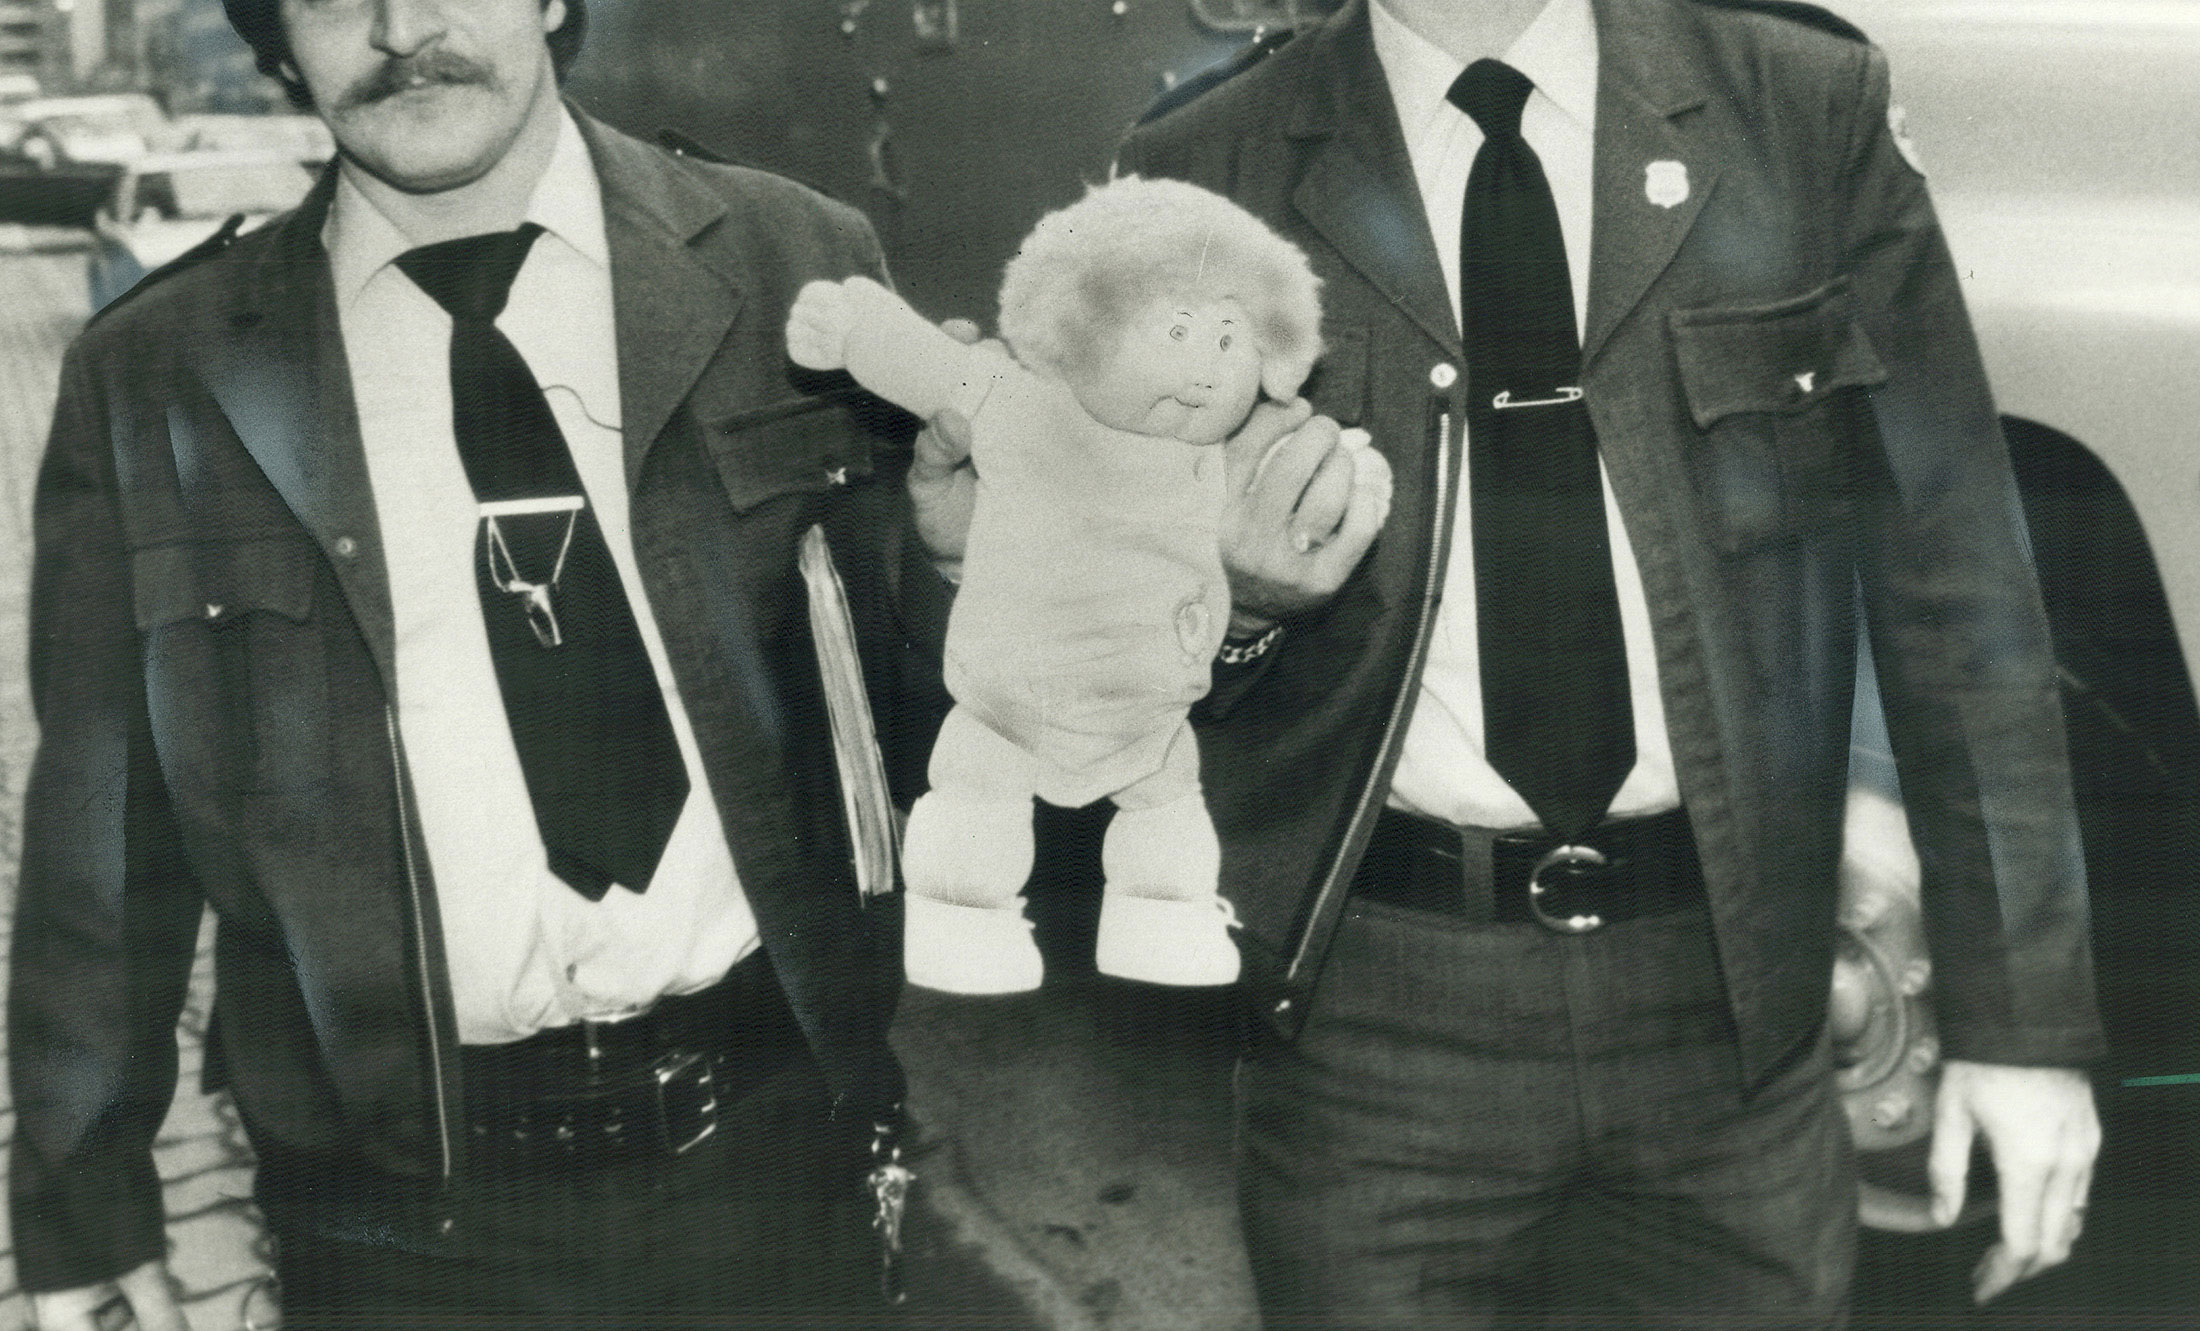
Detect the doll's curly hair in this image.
<box><xmin>998</xmin><ymin>175</ymin><xmax>1323</xmax><ymax>399</ymax></box>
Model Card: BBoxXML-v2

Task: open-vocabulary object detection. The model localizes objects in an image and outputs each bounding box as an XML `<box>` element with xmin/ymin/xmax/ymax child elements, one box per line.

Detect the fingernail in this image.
<box><xmin>1293</xmin><ymin>532</ymin><xmax>1315</xmax><ymax>554</ymax></box>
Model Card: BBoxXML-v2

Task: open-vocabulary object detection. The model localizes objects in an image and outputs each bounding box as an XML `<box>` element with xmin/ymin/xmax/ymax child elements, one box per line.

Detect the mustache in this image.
<box><xmin>337</xmin><ymin>50</ymin><xmax>499</xmax><ymax>111</ymax></box>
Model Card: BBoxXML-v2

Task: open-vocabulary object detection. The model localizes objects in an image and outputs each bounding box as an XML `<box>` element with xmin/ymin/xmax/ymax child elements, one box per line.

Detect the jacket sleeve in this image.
<box><xmin>9</xmin><ymin>343</ymin><xmax>208</xmax><ymax>1291</ymax></box>
<box><xmin>809</xmin><ymin>211</ymin><xmax>954</xmax><ymax>810</ymax></box>
<box><xmin>1841</xmin><ymin>44</ymin><xmax>2104</xmax><ymax>1067</ymax></box>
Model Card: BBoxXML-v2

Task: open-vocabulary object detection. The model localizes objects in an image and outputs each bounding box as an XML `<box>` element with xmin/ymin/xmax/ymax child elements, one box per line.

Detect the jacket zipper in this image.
<box><xmin>1280</xmin><ymin>402</ymin><xmax>1457</xmax><ymax>1007</ymax></box>
<box><xmin>385</xmin><ymin>705</ymin><xmax>454</xmax><ymax>1185</ymax></box>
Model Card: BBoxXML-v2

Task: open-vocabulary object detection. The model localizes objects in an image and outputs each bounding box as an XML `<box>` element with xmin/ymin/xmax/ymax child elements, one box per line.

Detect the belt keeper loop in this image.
<box><xmin>1455</xmin><ymin>826</ymin><xmax>1498</xmax><ymax>924</ymax></box>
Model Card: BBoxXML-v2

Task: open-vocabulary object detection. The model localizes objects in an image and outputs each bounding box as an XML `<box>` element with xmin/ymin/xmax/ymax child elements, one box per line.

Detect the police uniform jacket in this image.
<box><xmin>1116</xmin><ymin>0</ymin><xmax>2105</xmax><ymax>1081</ymax></box>
<box><xmin>9</xmin><ymin>111</ymin><xmax>932</xmax><ymax>1291</ymax></box>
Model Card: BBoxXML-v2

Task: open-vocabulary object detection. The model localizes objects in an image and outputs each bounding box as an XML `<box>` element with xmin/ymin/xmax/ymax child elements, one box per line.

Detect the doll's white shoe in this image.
<box><xmin>904</xmin><ymin>894</ymin><xmax>1044</xmax><ymax>994</ymax></box>
<box><xmin>1094</xmin><ymin>893</ymin><xmax>1242</xmax><ymax>986</ymax></box>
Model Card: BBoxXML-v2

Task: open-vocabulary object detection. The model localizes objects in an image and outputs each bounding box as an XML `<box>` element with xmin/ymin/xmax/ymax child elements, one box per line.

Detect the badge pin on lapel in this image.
<box><xmin>1644</xmin><ymin>160</ymin><xmax>1689</xmax><ymax>210</ymax></box>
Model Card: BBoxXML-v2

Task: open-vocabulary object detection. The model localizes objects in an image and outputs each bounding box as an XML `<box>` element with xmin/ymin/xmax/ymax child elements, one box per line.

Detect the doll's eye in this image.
<box><xmin>1170</xmin><ymin>325</ymin><xmax>1188</xmax><ymax>342</ymax></box>
<box><xmin>1218</xmin><ymin>334</ymin><xmax>1234</xmax><ymax>351</ymax></box>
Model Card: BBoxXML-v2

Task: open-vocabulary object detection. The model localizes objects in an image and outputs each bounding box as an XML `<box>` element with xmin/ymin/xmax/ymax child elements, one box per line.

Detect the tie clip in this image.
<box><xmin>478</xmin><ymin>495</ymin><xmax>586</xmax><ymax>519</ymax></box>
<box><xmin>1492</xmin><ymin>387</ymin><xmax>1584</xmax><ymax>410</ymax></box>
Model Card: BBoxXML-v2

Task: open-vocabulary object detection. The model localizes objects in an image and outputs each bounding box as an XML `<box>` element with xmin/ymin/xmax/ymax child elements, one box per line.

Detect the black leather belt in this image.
<box><xmin>1352</xmin><ymin>806</ymin><xmax>1705</xmax><ymax>932</ymax></box>
<box><xmin>460</xmin><ymin>950</ymin><xmax>803</xmax><ymax>1169</ymax></box>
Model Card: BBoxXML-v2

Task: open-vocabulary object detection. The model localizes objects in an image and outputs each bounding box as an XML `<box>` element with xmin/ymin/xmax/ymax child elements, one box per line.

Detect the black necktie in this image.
<box><xmin>397</xmin><ymin>225</ymin><xmax>688</xmax><ymax>900</ymax></box>
<box><xmin>1452</xmin><ymin>59</ymin><xmax>1634</xmax><ymax>843</ymax></box>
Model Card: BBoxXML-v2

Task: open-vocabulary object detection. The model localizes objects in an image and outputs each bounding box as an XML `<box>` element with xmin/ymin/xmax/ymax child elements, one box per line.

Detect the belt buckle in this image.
<box><xmin>652</xmin><ymin>1049</ymin><xmax>720</xmax><ymax>1156</ymax></box>
<box><xmin>1528</xmin><ymin>844</ymin><xmax>1609</xmax><ymax>934</ymax></box>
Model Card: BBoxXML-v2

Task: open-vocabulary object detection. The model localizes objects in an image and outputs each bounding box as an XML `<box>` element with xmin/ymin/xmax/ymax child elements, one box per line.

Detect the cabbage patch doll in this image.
<box><xmin>787</xmin><ymin>176</ymin><xmax>1325</xmax><ymax>993</ymax></box>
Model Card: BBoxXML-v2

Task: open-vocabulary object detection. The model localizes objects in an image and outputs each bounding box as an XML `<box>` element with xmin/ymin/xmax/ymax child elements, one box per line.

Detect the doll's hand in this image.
<box><xmin>1221</xmin><ymin>401</ymin><xmax>1393</xmax><ymax>631</ymax></box>
<box><xmin>786</xmin><ymin>279</ymin><xmax>857</xmax><ymax>370</ymax></box>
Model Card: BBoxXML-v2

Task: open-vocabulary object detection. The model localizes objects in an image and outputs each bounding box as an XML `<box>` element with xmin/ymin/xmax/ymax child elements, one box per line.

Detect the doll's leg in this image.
<box><xmin>1094</xmin><ymin>720</ymin><xmax>1240</xmax><ymax>986</ymax></box>
<box><xmin>901</xmin><ymin>705</ymin><xmax>1046</xmax><ymax>993</ymax></box>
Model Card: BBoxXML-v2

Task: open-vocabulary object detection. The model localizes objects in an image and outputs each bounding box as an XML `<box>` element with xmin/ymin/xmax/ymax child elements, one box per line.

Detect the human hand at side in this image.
<box><xmin>907</xmin><ymin>317</ymin><xmax>986</xmax><ymax>564</ymax></box>
<box><xmin>1928</xmin><ymin>1060</ymin><xmax>2100</xmax><ymax>1302</ymax></box>
<box><xmin>1220</xmin><ymin>399</ymin><xmax>1393</xmax><ymax>632</ymax></box>
<box><xmin>30</xmin><ymin>1259</ymin><xmax>187</xmax><ymax>1331</ymax></box>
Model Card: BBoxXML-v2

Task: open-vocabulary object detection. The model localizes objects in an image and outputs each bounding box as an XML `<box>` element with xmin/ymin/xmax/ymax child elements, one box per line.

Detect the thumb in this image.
<box><xmin>1225</xmin><ymin>397</ymin><xmax>1313</xmax><ymax>495</ymax></box>
<box><xmin>1305</xmin><ymin>447</ymin><xmax>1393</xmax><ymax>583</ymax></box>
<box><xmin>1927</xmin><ymin>1074</ymin><xmax>1976</xmax><ymax>1228</ymax></box>
<box><xmin>914</xmin><ymin>408</ymin><xmax>974</xmax><ymax>477</ymax></box>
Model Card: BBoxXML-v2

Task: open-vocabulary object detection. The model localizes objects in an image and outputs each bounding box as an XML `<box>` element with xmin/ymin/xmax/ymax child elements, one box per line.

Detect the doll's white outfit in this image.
<box><xmin>890</xmin><ymin>343</ymin><xmax>1239</xmax><ymax>991</ymax></box>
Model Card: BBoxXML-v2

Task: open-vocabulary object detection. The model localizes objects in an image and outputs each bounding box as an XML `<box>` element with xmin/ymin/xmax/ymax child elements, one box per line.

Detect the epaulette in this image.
<box><xmin>1690</xmin><ymin>0</ymin><xmax>1869</xmax><ymax>44</ymax></box>
<box><xmin>86</xmin><ymin>211</ymin><xmax>246</xmax><ymax>328</ymax></box>
<box><xmin>1137</xmin><ymin>26</ymin><xmax>1300</xmax><ymax>127</ymax></box>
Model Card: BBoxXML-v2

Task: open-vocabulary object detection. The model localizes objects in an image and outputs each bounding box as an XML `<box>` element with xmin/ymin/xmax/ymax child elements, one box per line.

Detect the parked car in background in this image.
<box><xmin>86</xmin><ymin>148</ymin><xmax>316</xmax><ymax>310</ymax></box>
<box><xmin>0</xmin><ymin>92</ymin><xmax>171</xmax><ymax>226</ymax></box>
<box><xmin>0</xmin><ymin>91</ymin><xmax>168</xmax><ymax>166</ymax></box>
<box><xmin>169</xmin><ymin>112</ymin><xmax>333</xmax><ymax>162</ymax></box>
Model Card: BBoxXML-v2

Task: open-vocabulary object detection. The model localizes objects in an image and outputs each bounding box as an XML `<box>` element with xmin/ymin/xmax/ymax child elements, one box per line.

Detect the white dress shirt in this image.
<box><xmin>1372</xmin><ymin>0</ymin><xmax>1681</xmax><ymax>831</ymax></box>
<box><xmin>326</xmin><ymin>110</ymin><xmax>757</xmax><ymax>1045</ymax></box>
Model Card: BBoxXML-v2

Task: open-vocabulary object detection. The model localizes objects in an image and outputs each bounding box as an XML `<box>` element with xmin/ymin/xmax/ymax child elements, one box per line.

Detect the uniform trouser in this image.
<box><xmin>265</xmin><ymin>1052</ymin><xmax>881</xmax><ymax>1330</ymax></box>
<box><xmin>1239</xmin><ymin>899</ymin><xmax>1856</xmax><ymax>1330</ymax></box>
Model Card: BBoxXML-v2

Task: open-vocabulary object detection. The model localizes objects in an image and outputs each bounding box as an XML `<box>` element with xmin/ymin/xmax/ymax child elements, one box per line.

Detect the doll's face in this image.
<box><xmin>1063</xmin><ymin>297</ymin><xmax>1263</xmax><ymax>446</ymax></box>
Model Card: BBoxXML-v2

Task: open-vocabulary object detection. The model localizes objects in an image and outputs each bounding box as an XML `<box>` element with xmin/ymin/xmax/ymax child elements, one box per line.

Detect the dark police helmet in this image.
<box><xmin>221</xmin><ymin>0</ymin><xmax>588</xmax><ymax>110</ymax></box>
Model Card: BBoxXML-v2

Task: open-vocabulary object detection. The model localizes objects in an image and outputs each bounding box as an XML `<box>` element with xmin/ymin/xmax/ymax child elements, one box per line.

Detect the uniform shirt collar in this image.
<box><xmin>324</xmin><ymin>105</ymin><xmax>609</xmax><ymax>310</ymax></box>
<box><xmin>1370</xmin><ymin>0</ymin><xmax>1598</xmax><ymax>138</ymax></box>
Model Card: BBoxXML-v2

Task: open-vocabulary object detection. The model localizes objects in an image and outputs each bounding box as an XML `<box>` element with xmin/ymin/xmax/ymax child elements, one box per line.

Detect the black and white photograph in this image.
<box><xmin>0</xmin><ymin>0</ymin><xmax>2193</xmax><ymax>1327</ymax></box>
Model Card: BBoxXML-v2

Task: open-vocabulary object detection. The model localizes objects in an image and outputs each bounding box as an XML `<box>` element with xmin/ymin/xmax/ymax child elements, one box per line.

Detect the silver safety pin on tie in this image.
<box><xmin>1492</xmin><ymin>386</ymin><xmax>1584</xmax><ymax>410</ymax></box>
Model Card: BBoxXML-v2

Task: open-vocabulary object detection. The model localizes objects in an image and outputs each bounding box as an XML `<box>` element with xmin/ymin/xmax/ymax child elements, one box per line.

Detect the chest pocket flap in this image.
<box><xmin>1669</xmin><ymin>279</ymin><xmax>1888</xmax><ymax>428</ymax></box>
<box><xmin>133</xmin><ymin>536</ymin><xmax>319</xmax><ymax>631</ymax></box>
<box><xmin>1667</xmin><ymin>281</ymin><xmax>1892</xmax><ymax>552</ymax></box>
<box><xmin>707</xmin><ymin>395</ymin><xmax>886</xmax><ymax>513</ymax></box>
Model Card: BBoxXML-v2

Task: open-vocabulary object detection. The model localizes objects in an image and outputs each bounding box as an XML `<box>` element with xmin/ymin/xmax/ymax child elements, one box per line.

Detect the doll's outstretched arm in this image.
<box><xmin>786</xmin><ymin>276</ymin><xmax>977</xmax><ymax>420</ymax></box>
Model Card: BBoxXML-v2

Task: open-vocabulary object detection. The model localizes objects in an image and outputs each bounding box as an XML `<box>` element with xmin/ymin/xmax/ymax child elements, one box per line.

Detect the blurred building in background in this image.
<box><xmin>0</xmin><ymin>0</ymin><xmax>62</xmax><ymax>93</ymax></box>
<box><xmin>0</xmin><ymin>0</ymin><xmax>273</xmax><ymax>108</ymax></box>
